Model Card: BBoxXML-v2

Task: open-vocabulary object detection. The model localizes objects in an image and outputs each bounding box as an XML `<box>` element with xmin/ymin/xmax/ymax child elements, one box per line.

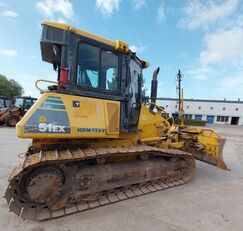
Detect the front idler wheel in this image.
<box><xmin>23</xmin><ymin>167</ymin><xmax>64</xmax><ymax>207</ymax></box>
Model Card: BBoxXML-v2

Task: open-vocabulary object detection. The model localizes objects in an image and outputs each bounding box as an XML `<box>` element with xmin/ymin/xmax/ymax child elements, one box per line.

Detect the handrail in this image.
<box><xmin>35</xmin><ymin>79</ymin><xmax>58</xmax><ymax>93</ymax></box>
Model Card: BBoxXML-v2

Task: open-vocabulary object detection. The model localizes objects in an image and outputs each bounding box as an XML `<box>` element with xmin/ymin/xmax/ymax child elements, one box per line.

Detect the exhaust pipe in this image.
<box><xmin>149</xmin><ymin>67</ymin><xmax>160</xmax><ymax>111</ymax></box>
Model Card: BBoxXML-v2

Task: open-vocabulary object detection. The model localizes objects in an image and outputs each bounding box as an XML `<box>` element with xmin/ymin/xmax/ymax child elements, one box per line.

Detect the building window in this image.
<box><xmin>172</xmin><ymin>113</ymin><xmax>178</xmax><ymax>120</ymax></box>
<box><xmin>223</xmin><ymin>107</ymin><xmax>226</xmax><ymax>110</ymax></box>
<box><xmin>210</xmin><ymin>107</ymin><xmax>213</xmax><ymax>110</ymax></box>
<box><xmin>185</xmin><ymin>114</ymin><xmax>192</xmax><ymax>119</ymax></box>
<box><xmin>198</xmin><ymin>106</ymin><xmax>201</xmax><ymax>109</ymax></box>
<box><xmin>217</xmin><ymin>116</ymin><xmax>229</xmax><ymax>122</ymax></box>
<box><xmin>187</xmin><ymin>105</ymin><xmax>189</xmax><ymax>109</ymax></box>
<box><xmin>195</xmin><ymin>115</ymin><xmax>202</xmax><ymax>121</ymax></box>
<box><xmin>166</xmin><ymin>105</ymin><xmax>168</xmax><ymax>108</ymax></box>
<box><xmin>175</xmin><ymin>105</ymin><xmax>177</xmax><ymax>108</ymax></box>
<box><xmin>236</xmin><ymin>108</ymin><xmax>238</xmax><ymax>111</ymax></box>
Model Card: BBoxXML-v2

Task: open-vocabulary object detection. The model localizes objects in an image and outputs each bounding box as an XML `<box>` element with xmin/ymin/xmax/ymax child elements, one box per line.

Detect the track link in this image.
<box><xmin>5</xmin><ymin>145</ymin><xmax>195</xmax><ymax>220</ymax></box>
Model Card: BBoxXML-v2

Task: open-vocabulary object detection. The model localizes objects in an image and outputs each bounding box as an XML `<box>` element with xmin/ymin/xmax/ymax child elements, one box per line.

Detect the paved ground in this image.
<box><xmin>0</xmin><ymin>125</ymin><xmax>243</xmax><ymax>231</ymax></box>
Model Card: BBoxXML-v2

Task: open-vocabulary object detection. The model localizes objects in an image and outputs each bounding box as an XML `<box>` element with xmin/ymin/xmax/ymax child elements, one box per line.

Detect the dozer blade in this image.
<box><xmin>182</xmin><ymin>128</ymin><xmax>229</xmax><ymax>171</ymax></box>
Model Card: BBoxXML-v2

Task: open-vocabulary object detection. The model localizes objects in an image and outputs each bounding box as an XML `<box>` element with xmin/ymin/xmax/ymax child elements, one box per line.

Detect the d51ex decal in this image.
<box><xmin>24</xmin><ymin>109</ymin><xmax>71</xmax><ymax>133</ymax></box>
<box><xmin>39</xmin><ymin>123</ymin><xmax>66</xmax><ymax>133</ymax></box>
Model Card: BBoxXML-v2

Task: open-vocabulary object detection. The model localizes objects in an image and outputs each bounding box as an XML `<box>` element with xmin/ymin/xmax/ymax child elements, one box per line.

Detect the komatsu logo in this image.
<box><xmin>77</xmin><ymin>128</ymin><xmax>105</xmax><ymax>133</ymax></box>
<box><xmin>38</xmin><ymin>123</ymin><xmax>66</xmax><ymax>133</ymax></box>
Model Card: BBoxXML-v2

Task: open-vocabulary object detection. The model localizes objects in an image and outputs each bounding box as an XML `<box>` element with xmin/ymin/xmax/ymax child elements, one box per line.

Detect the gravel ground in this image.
<box><xmin>0</xmin><ymin>124</ymin><xmax>243</xmax><ymax>231</ymax></box>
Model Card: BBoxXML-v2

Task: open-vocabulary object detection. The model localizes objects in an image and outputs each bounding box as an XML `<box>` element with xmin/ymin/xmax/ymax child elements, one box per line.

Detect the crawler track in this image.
<box><xmin>5</xmin><ymin>145</ymin><xmax>195</xmax><ymax>220</ymax></box>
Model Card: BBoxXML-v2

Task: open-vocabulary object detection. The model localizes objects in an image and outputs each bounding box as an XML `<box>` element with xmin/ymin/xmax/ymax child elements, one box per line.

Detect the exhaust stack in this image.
<box><xmin>149</xmin><ymin>67</ymin><xmax>160</xmax><ymax>111</ymax></box>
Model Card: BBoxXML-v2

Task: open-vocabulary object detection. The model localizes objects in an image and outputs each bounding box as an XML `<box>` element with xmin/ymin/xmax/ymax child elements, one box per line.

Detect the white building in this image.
<box><xmin>157</xmin><ymin>98</ymin><xmax>243</xmax><ymax>126</ymax></box>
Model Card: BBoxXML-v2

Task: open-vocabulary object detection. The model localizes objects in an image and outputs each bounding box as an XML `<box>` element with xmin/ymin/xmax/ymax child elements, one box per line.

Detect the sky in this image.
<box><xmin>0</xmin><ymin>0</ymin><xmax>243</xmax><ymax>100</ymax></box>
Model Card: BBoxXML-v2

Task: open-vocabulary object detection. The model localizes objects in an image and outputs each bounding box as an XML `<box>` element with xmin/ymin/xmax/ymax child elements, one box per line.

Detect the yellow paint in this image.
<box><xmin>169</xmin><ymin>141</ymin><xmax>184</xmax><ymax>149</ymax></box>
<box><xmin>115</xmin><ymin>40</ymin><xmax>129</xmax><ymax>53</ymax></box>
<box><xmin>138</xmin><ymin>104</ymin><xmax>171</xmax><ymax>139</ymax></box>
<box><xmin>39</xmin><ymin>116</ymin><xmax>46</xmax><ymax>123</ymax></box>
<box><xmin>141</xmin><ymin>60</ymin><xmax>150</xmax><ymax>69</ymax></box>
<box><xmin>137</xmin><ymin>102</ymin><xmax>228</xmax><ymax>170</ymax></box>
<box><xmin>141</xmin><ymin>137</ymin><xmax>161</xmax><ymax>143</ymax></box>
<box><xmin>16</xmin><ymin>92</ymin><xmax>121</xmax><ymax>139</ymax></box>
<box><xmin>32</xmin><ymin>137</ymin><xmax>135</xmax><ymax>152</ymax></box>
<box><xmin>181</xmin><ymin>128</ymin><xmax>229</xmax><ymax>170</ymax></box>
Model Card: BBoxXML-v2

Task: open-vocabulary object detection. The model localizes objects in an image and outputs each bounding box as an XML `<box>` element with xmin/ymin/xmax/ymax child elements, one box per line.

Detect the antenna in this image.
<box><xmin>176</xmin><ymin>70</ymin><xmax>184</xmax><ymax>126</ymax></box>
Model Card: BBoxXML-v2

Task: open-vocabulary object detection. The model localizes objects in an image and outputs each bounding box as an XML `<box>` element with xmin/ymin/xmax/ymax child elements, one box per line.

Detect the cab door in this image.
<box><xmin>126</xmin><ymin>58</ymin><xmax>142</xmax><ymax>130</ymax></box>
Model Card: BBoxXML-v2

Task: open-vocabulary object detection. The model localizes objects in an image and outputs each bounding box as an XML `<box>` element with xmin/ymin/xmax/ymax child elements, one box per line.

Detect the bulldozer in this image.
<box><xmin>0</xmin><ymin>96</ymin><xmax>37</xmax><ymax>127</ymax></box>
<box><xmin>5</xmin><ymin>21</ymin><xmax>229</xmax><ymax>221</ymax></box>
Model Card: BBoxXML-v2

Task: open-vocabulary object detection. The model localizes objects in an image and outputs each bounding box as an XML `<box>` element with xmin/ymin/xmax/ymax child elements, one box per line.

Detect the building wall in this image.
<box><xmin>156</xmin><ymin>99</ymin><xmax>243</xmax><ymax>126</ymax></box>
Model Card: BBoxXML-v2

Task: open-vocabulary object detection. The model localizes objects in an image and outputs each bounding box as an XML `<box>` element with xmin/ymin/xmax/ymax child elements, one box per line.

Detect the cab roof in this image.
<box><xmin>41</xmin><ymin>20</ymin><xmax>149</xmax><ymax>68</ymax></box>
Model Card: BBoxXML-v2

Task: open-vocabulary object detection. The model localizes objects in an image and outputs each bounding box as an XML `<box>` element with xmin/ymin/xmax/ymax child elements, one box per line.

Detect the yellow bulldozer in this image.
<box><xmin>5</xmin><ymin>21</ymin><xmax>229</xmax><ymax>220</ymax></box>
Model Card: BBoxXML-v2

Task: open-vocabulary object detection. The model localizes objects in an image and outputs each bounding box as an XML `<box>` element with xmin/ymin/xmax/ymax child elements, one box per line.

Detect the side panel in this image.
<box><xmin>138</xmin><ymin>105</ymin><xmax>171</xmax><ymax>139</ymax></box>
<box><xmin>16</xmin><ymin>93</ymin><xmax>120</xmax><ymax>139</ymax></box>
<box><xmin>105</xmin><ymin>102</ymin><xmax>119</xmax><ymax>134</ymax></box>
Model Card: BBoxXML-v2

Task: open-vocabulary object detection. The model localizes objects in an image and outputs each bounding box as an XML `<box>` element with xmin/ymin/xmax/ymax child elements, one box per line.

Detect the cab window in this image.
<box><xmin>76</xmin><ymin>43</ymin><xmax>119</xmax><ymax>92</ymax></box>
<box><xmin>77</xmin><ymin>43</ymin><xmax>99</xmax><ymax>88</ymax></box>
<box><xmin>101</xmin><ymin>50</ymin><xmax>118</xmax><ymax>91</ymax></box>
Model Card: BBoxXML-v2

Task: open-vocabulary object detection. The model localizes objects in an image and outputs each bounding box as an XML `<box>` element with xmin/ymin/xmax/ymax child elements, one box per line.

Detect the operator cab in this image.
<box><xmin>40</xmin><ymin>21</ymin><xmax>149</xmax><ymax>132</ymax></box>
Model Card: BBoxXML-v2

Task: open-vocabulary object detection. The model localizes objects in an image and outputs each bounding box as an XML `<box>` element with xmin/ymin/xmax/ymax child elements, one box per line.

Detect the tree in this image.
<box><xmin>0</xmin><ymin>74</ymin><xmax>23</xmax><ymax>98</ymax></box>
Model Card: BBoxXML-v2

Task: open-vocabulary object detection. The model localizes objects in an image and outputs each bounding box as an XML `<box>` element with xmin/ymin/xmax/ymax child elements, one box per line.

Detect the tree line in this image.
<box><xmin>0</xmin><ymin>74</ymin><xmax>23</xmax><ymax>98</ymax></box>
